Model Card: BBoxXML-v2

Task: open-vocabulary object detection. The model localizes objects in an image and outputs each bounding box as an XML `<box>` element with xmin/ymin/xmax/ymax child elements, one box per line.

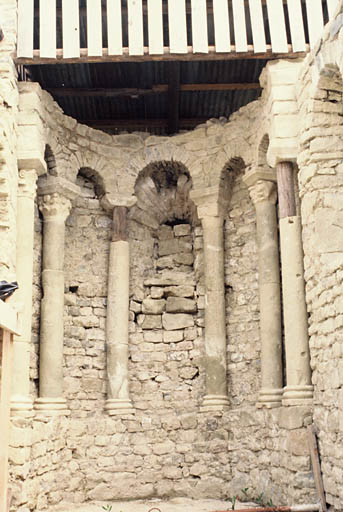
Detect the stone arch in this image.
<box><xmin>76</xmin><ymin>167</ymin><xmax>106</xmax><ymax>201</ymax></box>
<box><xmin>44</xmin><ymin>145</ymin><xmax>57</xmax><ymax>176</ymax></box>
<box><xmin>257</xmin><ymin>134</ymin><xmax>271</xmax><ymax>168</ymax></box>
<box><xmin>218</xmin><ymin>156</ymin><xmax>246</xmax><ymax>208</ymax></box>
<box><xmin>303</xmin><ymin>63</ymin><xmax>343</xmax><ymax>167</ymax></box>
<box><xmin>122</xmin><ymin>142</ymin><xmax>200</xmax><ymax>199</ymax></box>
<box><xmin>72</xmin><ymin>150</ymin><xmax>119</xmax><ymax>196</ymax></box>
<box><xmin>130</xmin><ymin>159</ymin><xmax>197</xmax><ymax>231</ymax></box>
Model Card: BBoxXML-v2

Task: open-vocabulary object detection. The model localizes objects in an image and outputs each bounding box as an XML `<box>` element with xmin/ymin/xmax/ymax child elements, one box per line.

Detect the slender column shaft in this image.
<box><xmin>11</xmin><ymin>170</ymin><xmax>37</xmax><ymax>413</ymax></box>
<box><xmin>105</xmin><ymin>207</ymin><xmax>134</xmax><ymax>415</ymax></box>
<box><xmin>276</xmin><ymin>162</ymin><xmax>313</xmax><ymax>405</ymax></box>
<box><xmin>201</xmin><ymin>215</ymin><xmax>229</xmax><ymax>408</ymax></box>
<box><xmin>34</xmin><ymin>193</ymin><xmax>71</xmax><ymax>413</ymax></box>
<box><xmin>249</xmin><ymin>180</ymin><xmax>283</xmax><ymax>407</ymax></box>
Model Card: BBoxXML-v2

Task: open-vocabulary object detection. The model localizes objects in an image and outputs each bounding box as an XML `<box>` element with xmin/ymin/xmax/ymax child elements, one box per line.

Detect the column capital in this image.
<box><xmin>190</xmin><ymin>186</ymin><xmax>228</xmax><ymax>219</ymax></box>
<box><xmin>18</xmin><ymin>169</ymin><xmax>38</xmax><ymax>200</ymax></box>
<box><xmin>248</xmin><ymin>180</ymin><xmax>277</xmax><ymax>206</ymax></box>
<box><xmin>100</xmin><ymin>193</ymin><xmax>137</xmax><ymax>213</ymax></box>
<box><xmin>38</xmin><ymin>193</ymin><xmax>72</xmax><ymax>222</ymax></box>
<box><xmin>243</xmin><ymin>167</ymin><xmax>276</xmax><ymax>187</ymax></box>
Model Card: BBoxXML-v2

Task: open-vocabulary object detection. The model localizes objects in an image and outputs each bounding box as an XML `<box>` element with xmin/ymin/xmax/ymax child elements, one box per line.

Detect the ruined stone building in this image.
<box><xmin>1</xmin><ymin>0</ymin><xmax>343</xmax><ymax>510</ymax></box>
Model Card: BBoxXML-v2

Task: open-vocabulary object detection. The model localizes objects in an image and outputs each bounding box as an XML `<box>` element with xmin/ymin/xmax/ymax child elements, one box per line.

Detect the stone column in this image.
<box><xmin>244</xmin><ymin>170</ymin><xmax>283</xmax><ymax>407</ymax></box>
<box><xmin>102</xmin><ymin>196</ymin><xmax>136</xmax><ymax>415</ymax></box>
<box><xmin>34</xmin><ymin>185</ymin><xmax>75</xmax><ymax>414</ymax></box>
<box><xmin>10</xmin><ymin>170</ymin><xmax>38</xmax><ymax>414</ymax></box>
<box><xmin>190</xmin><ymin>187</ymin><xmax>229</xmax><ymax>410</ymax></box>
<box><xmin>276</xmin><ymin>161</ymin><xmax>313</xmax><ymax>405</ymax></box>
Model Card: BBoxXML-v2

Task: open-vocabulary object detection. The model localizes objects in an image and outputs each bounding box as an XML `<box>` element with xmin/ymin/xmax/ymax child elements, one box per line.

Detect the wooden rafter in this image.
<box><xmin>14</xmin><ymin>45</ymin><xmax>309</xmax><ymax>65</ymax></box>
<box><xmin>46</xmin><ymin>82</ymin><xmax>261</xmax><ymax>98</ymax></box>
<box><xmin>168</xmin><ymin>62</ymin><xmax>181</xmax><ymax>135</ymax></box>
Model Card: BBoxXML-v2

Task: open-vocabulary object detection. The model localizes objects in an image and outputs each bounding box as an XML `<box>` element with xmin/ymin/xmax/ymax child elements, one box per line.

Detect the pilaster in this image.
<box><xmin>244</xmin><ymin>169</ymin><xmax>283</xmax><ymax>408</ymax></box>
<box><xmin>190</xmin><ymin>186</ymin><xmax>230</xmax><ymax>410</ymax></box>
<box><xmin>34</xmin><ymin>177</ymin><xmax>79</xmax><ymax>415</ymax></box>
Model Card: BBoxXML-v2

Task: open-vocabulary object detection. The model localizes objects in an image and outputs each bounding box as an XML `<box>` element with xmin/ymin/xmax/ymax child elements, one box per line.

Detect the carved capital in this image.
<box><xmin>38</xmin><ymin>193</ymin><xmax>72</xmax><ymax>222</ymax></box>
<box><xmin>18</xmin><ymin>170</ymin><xmax>38</xmax><ymax>200</ymax></box>
<box><xmin>249</xmin><ymin>180</ymin><xmax>277</xmax><ymax>206</ymax></box>
<box><xmin>190</xmin><ymin>186</ymin><xmax>228</xmax><ymax>219</ymax></box>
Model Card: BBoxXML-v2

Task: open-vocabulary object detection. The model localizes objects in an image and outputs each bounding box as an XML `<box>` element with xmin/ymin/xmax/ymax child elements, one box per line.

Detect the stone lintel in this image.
<box><xmin>267</xmin><ymin>138</ymin><xmax>299</xmax><ymax>168</ymax></box>
<box><xmin>37</xmin><ymin>176</ymin><xmax>80</xmax><ymax>201</ymax></box>
<box><xmin>18</xmin><ymin>154</ymin><xmax>47</xmax><ymax>176</ymax></box>
<box><xmin>243</xmin><ymin>168</ymin><xmax>276</xmax><ymax>188</ymax></box>
<box><xmin>101</xmin><ymin>193</ymin><xmax>137</xmax><ymax>212</ymax></box>
<box><xmin>190</xmin><ymin>186</ymin><xmax>228</xmax><ymax>219</ymax></box>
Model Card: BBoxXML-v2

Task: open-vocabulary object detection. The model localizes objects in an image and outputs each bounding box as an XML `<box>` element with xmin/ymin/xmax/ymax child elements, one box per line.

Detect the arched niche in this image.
<box><xmin>127</xmin><ymin>160</ymin><xmax>203</xmax><ymax>412</ymax></box>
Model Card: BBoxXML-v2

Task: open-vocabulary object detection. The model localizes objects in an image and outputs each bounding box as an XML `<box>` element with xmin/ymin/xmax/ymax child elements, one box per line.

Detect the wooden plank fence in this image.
<box><xmin>16</xmin><ymin>0</ymin><xmax>339</xmax><ymax>63</ymax></box>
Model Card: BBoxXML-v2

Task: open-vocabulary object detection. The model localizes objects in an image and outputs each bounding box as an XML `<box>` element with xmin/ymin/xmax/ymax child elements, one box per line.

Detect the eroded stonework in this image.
<box><xmin>2</xmin><ymin>2</ymin><xmax>343</xmax><ymax>511</ymax></box>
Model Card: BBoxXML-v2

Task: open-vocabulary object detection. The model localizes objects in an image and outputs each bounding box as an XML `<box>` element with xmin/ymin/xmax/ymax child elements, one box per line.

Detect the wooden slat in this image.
<box><xmin>0</xmin><ymin>331</ymin><xmax>13</xmax><ymax>512</ymax></box>
<box><xmin>232</xmin><ymin>0</ymin><xmax>248</xmax><ymax>52</ymax></box>
<box><xmin>307</xmin><ymin>425</ymin><xmax>327</xmax><ymax>512</ymax></box>
<box><xmin>17</xmin><ymin>0</ymin><xmax>34</xmax><ymax>58</ymax></box>
<box><xmin>107</xmin><ymin>0</ymin><xmax>123</xmax><ymax>55</ymax></box>
<box><xmin>266</xmin><ymin>0</ymin><xmax>288</xmax><ymax>53</ymax></box>
<box><xmin>287</xmin><ymin>0</ymin><xmax>306</xmax><ymax>52</ymax></box>
<box><xmin>87</xmin><ymin>0</ymin><xmax>102</xmax><ymax>57</ymax></box>
<box><xmin>191</xmin><ymin>0</ymin><xmax>208</xmax><ymax>53</ymax></box>
<box><xmin>40</xmin><ymin>0</ymin><xmax>56</xmax><ymax>58</ymax></box>
<box><xmin>168</xmin><ymin>0</ymin><xmax>188</xmax><ymax>54</ymax></box>
<box><xmin>147</xmin><ymin>0</ymin><xmax>163</xmax><ymax>55</ymax></box>
<box><xmin>128</xmin><ymin>0</ymin><xmax>144</xmax><ymax>56</ymax></box>
<box><xmin>305</xmin><ymin>0</ymin><xmax>324</xmax><ymax>48</ymax></box>
<box><xmin>327</xmin><ymin>0</ymin><xmax>339</xmax><ymax>20</ymax></box>
<box><xmin>213</xmin><ymin>0</ymin><xmax>231</xmax><ymax>53</ymax></box>
<box><xmin>248</xmin><ymin>0</ymin><xmax>266</xmax><ymax>53</ymax></box>
<box><xmin>62</xmin><ymin>0</ymin><xmax>80</xmax><ymax>58</ymax></box>
<box><xmin>16</xmin><ymin>44</ymin><xmax>310</xmax><ymax>65</ymax></box>
<box><xmin>0</xmin><ymin>302</ymin><xmax>20</xmax><ymax>336</ymax></box>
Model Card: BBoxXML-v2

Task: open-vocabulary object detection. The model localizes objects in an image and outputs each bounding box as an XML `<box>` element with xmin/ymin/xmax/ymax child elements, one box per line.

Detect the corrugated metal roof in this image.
<box><xmin>28</xmin><ymin>58</ymin><xmax>266</xmax><ymax>135</ymax></box>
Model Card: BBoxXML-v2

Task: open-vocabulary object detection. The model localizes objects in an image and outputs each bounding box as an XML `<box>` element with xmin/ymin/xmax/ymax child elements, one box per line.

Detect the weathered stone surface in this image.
<box><xmin>162</xmin><ymin>313</ymin><xmax>195</xmax><ymax>330</ymax></box>
<box><xmin>142</xmin><ymin>298</ymin><xmax>166</xmax><ymax>314</ymax></box>
<box><xmin>166</xmin><ymin>297</ymin><xmax>197</xmax><ymax>313</ymax></box>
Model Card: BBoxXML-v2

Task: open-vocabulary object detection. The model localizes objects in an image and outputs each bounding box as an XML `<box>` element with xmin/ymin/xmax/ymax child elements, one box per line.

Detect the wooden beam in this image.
<box><xmin>276</xmin><ymin>161</ymin><xmax>297</xmax><ymax>218</ymax></box>
<box><xmin>14</xmin><ymin>45</ymin><xmax>309</xmax><ymax>65</ymax></box>
<box><xmin>78</xmin><ymin>118</ymin><xmax>210</xmax><ymax>129</ymax></box>
<box><xmin>112</xmin><ymin>207</ymin><xmax>128</xmax><ymax>242</ymax></box>
<box><xmin>168</xmin><ymin>62</ymin><xmax>181</xmax><ymax>134</ymax></box>
<box><xmin>46</xmin><ymin>82</ymin><xmax>261</xmax><ymax>98</ymax></box>
<box><xmin>307</xmin><ymin>425</ymin><xmax>327</xmax><ymax>512</ymax></box>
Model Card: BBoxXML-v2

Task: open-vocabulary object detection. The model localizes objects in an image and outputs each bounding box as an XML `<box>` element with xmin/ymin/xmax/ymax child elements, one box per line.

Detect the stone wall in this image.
<box><xmin>0</xmin><ymin>0</ymin><xmax>18</xmax><ymax>280</ymax></box>
<box><xmin>295</xmin><ymin>10</ymin><xmax>343</xmax><ymax>508</ymax></box>
<box><xmin>8</xmin><ymin>7</ymin><xmax>343</xmax><ymax>508</ymax></box>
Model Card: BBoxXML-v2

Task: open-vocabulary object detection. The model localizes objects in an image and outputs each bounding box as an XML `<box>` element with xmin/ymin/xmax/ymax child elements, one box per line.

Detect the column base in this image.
<box><xmin>282</xmin><ymin>385</ymin><xmax>313</xmax><ymax>406</ymax></box>
<box><xmin>10</xmin><ymin>396</ymin><xmax>34</xmax><ymax>416</ymax></box>
<box><xmin>105</xmin><ymin>398</ymin><xmax>135</xmax><ymax>416</ymax></box>
<box><xmin>34</xmin><ymin>397</ymin><xmax>70</xmax><ymax>415</ymax></box>
<box><xmin>200</xmin><ymin>394</ymin><xmax>230</xmax><ymax>411</ymax></box>
<box><xmin>257</xmin><ymin>388</ymin><xmax>283</xmax><ymax>408</ymax></box>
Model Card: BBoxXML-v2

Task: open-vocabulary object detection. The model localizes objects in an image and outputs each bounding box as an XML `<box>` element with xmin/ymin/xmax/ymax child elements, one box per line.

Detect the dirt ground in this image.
<box><xmin>51</xmin><ymin>497</ymin><xmax>255</xmax><ymax>512</ymax></box>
